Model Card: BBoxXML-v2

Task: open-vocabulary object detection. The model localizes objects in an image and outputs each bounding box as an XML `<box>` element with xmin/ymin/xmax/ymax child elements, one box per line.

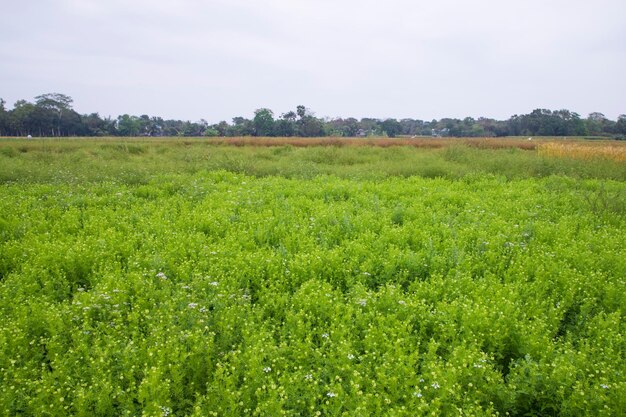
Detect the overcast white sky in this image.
<box><xmin>1</xmin><ymin>0</ymin><xmax>624</xmax><ymax>122</ymax></box>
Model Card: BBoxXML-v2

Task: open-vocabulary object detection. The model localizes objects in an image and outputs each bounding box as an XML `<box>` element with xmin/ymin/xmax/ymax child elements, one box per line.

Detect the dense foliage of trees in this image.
<box><xmin>1</xmin><ymin>93</ymin><xmax>624</xmax><ymax>138</ymax></box>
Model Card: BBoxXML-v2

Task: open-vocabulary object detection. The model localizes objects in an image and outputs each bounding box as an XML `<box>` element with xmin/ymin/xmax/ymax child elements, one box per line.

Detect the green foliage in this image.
<box><xmin>0</xmin><ymin>141</ymin><xmax>624</xmax><ymax>416</ymax></box>
<box><xmin>0</xmin><ymin>139</ymin><xmax>624</xmax><ymax>185</ymax></box>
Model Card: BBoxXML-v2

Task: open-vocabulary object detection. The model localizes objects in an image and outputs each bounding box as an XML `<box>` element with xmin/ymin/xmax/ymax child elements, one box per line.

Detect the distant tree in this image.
<box><xmin>475</xmin><ymin>117</ymin><xmax>500</xmax><ymax>137</ymax></box>
<box><xmin>554</xmin><ymin>110</ymin><xmax>587</xmax><ymax>136</ymax></box>
<box><xmin>585</xmin><ymin>112</ymin><xmax>609</xmax><ymax>136</ymax></box>
<box><xmin>35</xmin><ymin>93</ymin><xmax>74</xmax><ymax>136</ymax></box>
<box><xmin>274</xmin><ymin>119</ymin><xmax>292</xmax><ymax>136</ymax></box>
<box><xmin>0</xmin><ymin>98</ymin><xmax>8</xmax><ymax>136</ymax></box>
<box><xmin>329</xmin><ymin>118</ymin><xmax>360</xmax><ymax>137</ymax></box>
<box><xmin>616</xmin><ymin>115</ymin><xmax>626</xmax><ymax>136</ymax></box>
<box><xmin>296</xmin><ymin>105</ymin><xmax>306</xmax><ymax>119</ymax></box>
<box><xmin>253</xmin><ymin>108</ymin><xmax>275</xmax><ymax>136</ymax></box>
<box><xmin>380</xmin><ymin>118</ymin><xmax>402</xmax><ymax>137</ymax></box>
<box><xmin>11</xmin><ymin>100</ymin><xmax>39</xmax><ymax>136</ymax></box>
<box><xmin>204</xmin><ymin>127</ymin><xmax>219</xmax><ymax>136</ymax></box>
<box><xmin>299</xmin><ymin>116</ymin><xmax>325</xmax><ymax>136</ymax></box>
<box><xmin>359</xmin><ymin>118</ymin><xmax>379</xmax><ymax>136</ymax></box>
<box><xmin>398</xmin><ymin>118</ymin><xmax>425</xmax><ymax>136</ymax></box>
<box><xmin>230</xmin><ymin>117</ymin><xmax>254</xmax><ymax>136</ymax></box>
<box><xmin>117</xmin><ymin>114</ymin><xmax>141</xmax><ymax>136</ymax></box>
<box><xmin>215</xmin><ymin>121</ymin><xmax>230</xmax><ymax>136</ymax></box>
<box><xmin>82</xmin><ymin>113</ymin><xmax>107</xmax><ymax>136</ymax></box>
<box><xmin>180</xmin><ymin>121</ymin><xmax>206</xmax><ymax>136</ymax></box>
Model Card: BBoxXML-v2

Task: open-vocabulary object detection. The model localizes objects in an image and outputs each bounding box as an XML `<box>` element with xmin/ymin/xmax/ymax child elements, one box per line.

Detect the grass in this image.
<box><xmin>0</xmin><ymin>137</ymin><xmax>624</xmax><ymax>416</ymax></box>
<box><xmin>1</xmin><ymin>137</ymin><xmax>624</xmax><ymax>184</ymax></box>
<box><xmin>539</xmin><ymin>141</ymin><xmax>626</xmax><ymax>162</ymax></box>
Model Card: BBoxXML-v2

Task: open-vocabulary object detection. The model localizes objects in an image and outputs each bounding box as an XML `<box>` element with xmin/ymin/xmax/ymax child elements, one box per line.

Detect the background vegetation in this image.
<box><xmin>1</xmin><ymin>94</ymin><xmax>625</xmax><ymax>139</ymax></box>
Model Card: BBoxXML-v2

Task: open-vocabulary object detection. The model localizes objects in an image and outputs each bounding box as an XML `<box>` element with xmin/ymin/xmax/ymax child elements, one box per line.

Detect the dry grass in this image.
<box><xmin>539</xmin><ymin>141</ymin><xmax>626</xmax><ymax>162</ymax></box>
<box><xmin>201</xmin><ymin>136</ymin><xmax>539</xmax><ymax>150</ymax></box>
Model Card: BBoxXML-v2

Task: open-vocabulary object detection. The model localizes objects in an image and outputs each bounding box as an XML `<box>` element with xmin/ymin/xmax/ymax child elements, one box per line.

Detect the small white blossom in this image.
<box><xmin>412</xmin><ymin>391</ymin><xmax>422</xmax><ymax>398</ymax></box>
<box><xmin>357</xmin><ymin>299</ymin><xmax>367</xmax><ymax>307</ymax></box>
<box><xmin>156</xmin><ymin>272</ymin><xmax>168</xmax><ymax>280</ymax></box>
<box><xmin>304</xmin><ymin>374</ymin><xmax>313</xmax><ymax>381</ymax></box>
<box><xmin>347</xmin><ymin>354</ymin><xmax>355</xmax><ymax>360</ymax></box>
<box><xmin>600</xmin><ymin>384</ymin><xmax>609</xmax><ymax>389</ymax></box>
<box><xmin>321</xmin><ymin>333</ymin><xmax>329</xmax><ymax>339</ymax></box>
<box><xmin>362</xmin><ymin>272</ymin><xmax>371</xmax><ymax>276</ymax></box>
<box><xmin>431</xmin><ymin>382</ymin><xmax>440</xmax><ymax>389</ymax></box>
<box><xmin>188</xmin><ymin>303</ymin><xmax>198</xmax><ymax>309</ymax></box>
<box><xmin>326</xmin><ymin>392</ymin><xmax>337</xmax><ymax>398</ymax></box>
<box><xmin>160</xmin><ymin>406</ymin><xmax>171</xmax><ymax>416</ymax></box>
<box><xmin>209</xmin><ymin>281</ymin><xmax>219</xmax><ymax>286</ymax></box>
<box><xmin>263</xmin><ymin>367</ymin><xmax>272</xmax><ymax>373</ymax></box>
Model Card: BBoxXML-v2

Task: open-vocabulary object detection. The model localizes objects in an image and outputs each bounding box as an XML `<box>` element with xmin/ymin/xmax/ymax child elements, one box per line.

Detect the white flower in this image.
<box><xmin>160</xmin><ymin>406</ymin><xmax>171</xmax><ymax>416</ymax></box>
<box><xmin>398</xmin><ymin>300</ymin><xmax>406</xmax><ymax>305</ymax></box>
<box><xmin>321</xmin><ymin>333</ymin><xmax>329</xmax><ymax>339</ymax></box>
<box><xmin>188</xmin><ymin>303</ymin><xmax>198</xmax><ymax>309</ymax></box>
<box><xmin>431</xmin><ymin>382</ymin><xmax>440</xmax><ymax>389</ymax></box>
<box><xmin>326</xmin><ymin>392</ymin><xmax>337</xmax><ymax>398</ymax></box>
<box><xmin>357</xmin><ymin>299</ymin><xmax>367</xmax><ymax>307</ymax></box>
<box><xmin>600</xmin><ymin>384</ymin><xmax>609</xmax><ymax>389</ymax></box>
<box><xmin>304</xmin><ymin>374</ymin><xmax>313</xmax><ymax>381</ymax></box>
<box><xmin>156</xmin><ymin>272</ymin><xmax>168</xmax><ymax>280</ymax></box>
<box><xmin>412</xmin><ymin>391</ymin><xmax>422</xmax><ymax>398</ymax></box>
<box><xmin>263</xmin><ymin>367</ymin><xmax>271</xmax><ymax>373</ymax></box>
<box><xmin>209</xmin><ymin>281</ymin><xmax>218</xmax><ymax>286</ymax></box>
<box><xmin>347</xmin><ymin>354</ymin><xmax>355</xmax><ymax>360</ymax></box>
<box><xmin>362</xmin><ymin>272</ymin><xmax>371</xmax><ymax>276</ymax></box>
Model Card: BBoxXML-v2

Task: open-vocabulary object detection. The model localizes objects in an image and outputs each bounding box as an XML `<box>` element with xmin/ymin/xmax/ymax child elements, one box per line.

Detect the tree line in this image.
<box><xmin>1</xmin><ymin>93</ymin><xmax>625</xmax><ymax>138</ymax></box>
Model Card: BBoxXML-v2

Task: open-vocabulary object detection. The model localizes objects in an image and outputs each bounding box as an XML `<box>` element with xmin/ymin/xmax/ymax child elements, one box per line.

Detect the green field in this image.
<box><xmin>0</xmin><ymin>139</ymin><xmax>624</xmax><ymax>416</ymax></box>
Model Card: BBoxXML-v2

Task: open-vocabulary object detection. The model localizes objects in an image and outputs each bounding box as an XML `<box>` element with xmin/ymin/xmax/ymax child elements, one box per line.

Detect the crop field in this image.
<box><xmin>0</xmin><ymin>138</ymin><xmax>624</xmax><ymax>416</ymax></box>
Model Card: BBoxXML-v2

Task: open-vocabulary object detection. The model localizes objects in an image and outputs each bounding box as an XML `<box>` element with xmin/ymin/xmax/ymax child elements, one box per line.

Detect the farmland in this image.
<box><xmin>0</xmin><ymin>138</ymin><xmax>625</xmax><ymax>416</ymax></box>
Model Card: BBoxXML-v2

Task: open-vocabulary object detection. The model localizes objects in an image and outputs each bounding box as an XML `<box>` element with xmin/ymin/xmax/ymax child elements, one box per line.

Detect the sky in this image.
<box><xmin>1</xmin><ymin>0</ymin><xmax>625</xmax><ymax>123</ymax></box>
